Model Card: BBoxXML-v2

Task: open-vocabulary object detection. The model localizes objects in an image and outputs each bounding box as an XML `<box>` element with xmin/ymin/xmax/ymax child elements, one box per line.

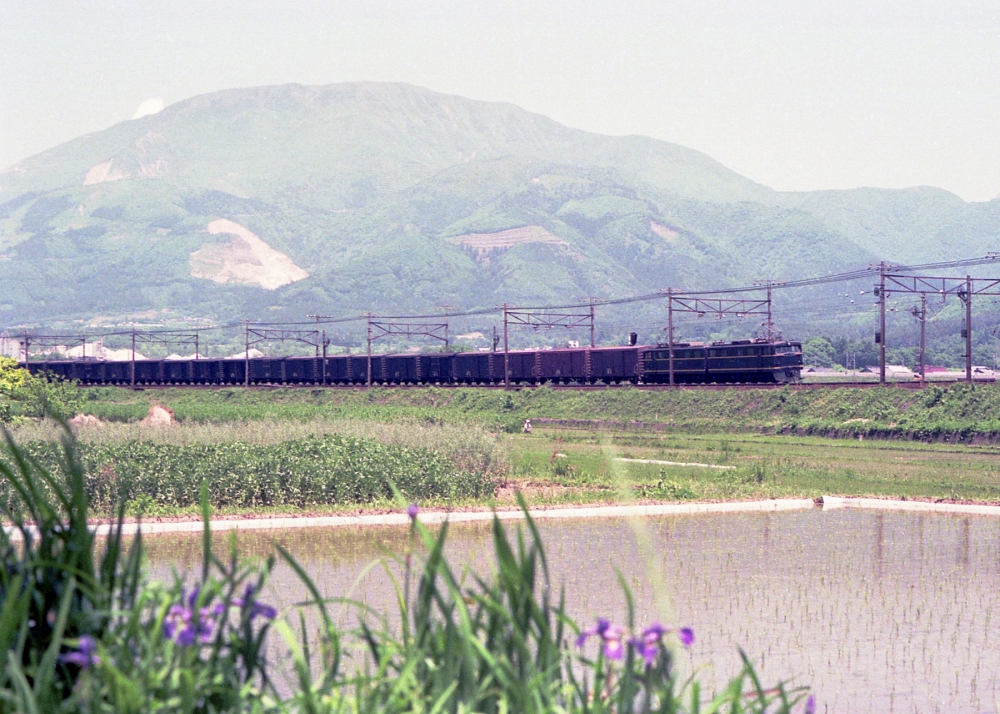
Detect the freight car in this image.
<box><xmin>24</xmin><ymin>339</ymin><xmax>801</xmax><ymax>387</ymax></box>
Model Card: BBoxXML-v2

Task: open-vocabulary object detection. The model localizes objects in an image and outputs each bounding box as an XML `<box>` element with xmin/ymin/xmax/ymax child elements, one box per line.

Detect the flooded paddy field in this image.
<box><xmin>145</xmin><ymin>508</ymin><xmax>1000</xmax><ymax>713</ymax></box>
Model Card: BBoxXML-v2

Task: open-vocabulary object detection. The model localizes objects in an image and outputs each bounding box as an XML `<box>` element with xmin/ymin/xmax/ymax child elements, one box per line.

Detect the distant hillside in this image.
<box><xmin>0</xmin><ymin>82</ymin><xmax>997</xmax><ymax>339</ymax></box>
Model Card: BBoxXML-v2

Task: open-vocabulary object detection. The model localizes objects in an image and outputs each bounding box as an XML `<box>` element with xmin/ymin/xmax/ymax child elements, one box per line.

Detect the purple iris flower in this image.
<box><xmin>602</xmin><ymin>632</ymin><xmax>625</xmax><ymax>660</ymax></box>
<box><xmin>234</xmin><ymin>584</ymin><xmax>278</xmax><ymax>621</ymax></box>
<box><xmin>407</xmin><ymin>502</ymin><xmax>419</xmax><ymax>520</ymax></box>
<box><xmin>642</xmin><ymin>622</ymin><xmax>667</xmax><ymax>643</ymax></box>
<box><xmin>163</xmin><ymin>603</ymin><xmax>191</xmax><ymax>641</ymax></box>
<box><xmin>576</xmin><ymin>617</ymin><xmax>611</xmax><ymax>647</ymax></box>
<box><xmin>804</xmin><ymin>694</ymin><xmax>816</xmax><ymax>714</ymax></box>
<box><xmin>198</xmin><ymin>607</ymin><xmax>223</xmax><ymax>643</ymax></box>
<box><xmin>630</xmin><ymin>638</ymin><xmax>658</xmax><ymax>665</ymax></box>
<box><xmin>250</xmin><ymin>602</ymin><xmax>277</xmax><ymax>620</ymax></box>
<box><xmin>576</xmin><ymin>618</ymin><xmax>625</xmax><ymax>660</ymax></box>
<box><xmin>164</xmin><ymin>582</ymin><xmax>278</xmax><ymax>647</ymax></box>
<box><xmin>627</xmin><ymin>623</ymin><xmax>665</xmax><ymax>664</ymax></box>
<box><xmin>175</xmin><ymin>623</ymin><xmax>197</xmax><ymax>647</ymax></box>
<box><xmin>59</xmin><ymin>635</ymin><xmax>99</xmax><ymax>669</ymax></box>
<box><xmin>163</xmin><ymin>601</ymin><xmax>211</xmax><ymax>646</ymax></box>
<box><xmin>626</xmin><ymin>622</ymin><xmax>696</xmax><ymax>666</ymax></box>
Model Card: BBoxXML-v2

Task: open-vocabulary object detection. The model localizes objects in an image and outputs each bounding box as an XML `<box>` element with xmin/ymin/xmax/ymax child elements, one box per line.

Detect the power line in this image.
<box><xmin>11</xmin><ymin>253</ymin><xmax>1000</xmax><ymax>342</ymax></box>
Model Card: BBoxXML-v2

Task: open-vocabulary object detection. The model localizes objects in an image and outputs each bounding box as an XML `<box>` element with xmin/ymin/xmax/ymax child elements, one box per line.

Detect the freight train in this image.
<box><xmin>24</xmin><ymin>339</ymin><xmax>802</xmax><ymax>386</ymax></box>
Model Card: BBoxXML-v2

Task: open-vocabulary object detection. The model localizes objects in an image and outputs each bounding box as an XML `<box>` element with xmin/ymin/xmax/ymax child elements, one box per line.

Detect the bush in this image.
<box><xmin>0</xmin><ymin>357</ymin><xmax>82</xmax><ymax>423</ymax></box>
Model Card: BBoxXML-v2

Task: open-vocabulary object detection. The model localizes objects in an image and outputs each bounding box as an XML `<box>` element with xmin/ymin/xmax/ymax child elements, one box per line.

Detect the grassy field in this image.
<box><xmin>510</xmin><ymin>427</ymin><xmax>1000</xmax><ymax>505</ymax></box>
<box><xmin>10</xmin><ymin>383</ymin><xmax>1000</xmax><ymax>516</ymax></box>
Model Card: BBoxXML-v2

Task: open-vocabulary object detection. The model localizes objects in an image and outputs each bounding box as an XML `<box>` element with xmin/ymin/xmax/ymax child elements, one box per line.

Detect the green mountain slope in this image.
<box><xmin>0</xmin><ymin>82</ymin><xmax>997</xmax><ymax>338</ymax></box>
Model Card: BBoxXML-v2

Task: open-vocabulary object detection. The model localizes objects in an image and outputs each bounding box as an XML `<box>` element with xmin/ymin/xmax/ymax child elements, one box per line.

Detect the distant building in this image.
<box><xmin>860</xmin><ymin>365</ymin><xmax>914</xmax><ymax>377</ymax></box>
<box><xmin>0</xmin><ymin>331</ymin><xmax>22</xmax><ymax>360</ymax></box>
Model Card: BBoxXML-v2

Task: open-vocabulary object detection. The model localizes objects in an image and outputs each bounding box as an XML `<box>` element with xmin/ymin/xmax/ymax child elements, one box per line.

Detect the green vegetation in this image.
<box><xmin>6</xmin><ymin>382</ymin><xmax>1000</xmax><ymax>513</ymax></box>
<box><xmin>0</xmin><ymin>356</ymin><xmax>82</xmax><ymax>423</ymax></box>
<box><xmin>6</xmin><ymin>417</ymin><xmax>507</xmax><ymax>517</ymax></box>
<box><xmin>0</xmin><ymin>421</ymin><xmax>808</xmax><ymax>713</ymax></box>
<box><xmin>10</xmin><ymin>434</ymin><xmax>494</xmax><ymax>516</ymax></box>
<box><xmin>75</xmin><ymin>382</ymin><xmax>1000</xmax><ymax>441</ymax></box>
<box><xmin>510</xmin><ymin>429</ymin><xmax>1000</xmax><ymax>504</ymax></box>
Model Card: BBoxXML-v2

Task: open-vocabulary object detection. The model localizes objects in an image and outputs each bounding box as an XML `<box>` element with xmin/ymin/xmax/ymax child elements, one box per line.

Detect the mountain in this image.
<box><xmin>0</xmin><ymin>82</ymin><xmax>998</xmax><ymax>344</ymax></box>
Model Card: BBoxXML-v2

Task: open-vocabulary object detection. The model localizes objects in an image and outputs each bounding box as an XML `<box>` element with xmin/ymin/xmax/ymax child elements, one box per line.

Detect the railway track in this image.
<box><xmin>109</xmin><ymin>379</ymin><xmax>988</xmax><ymax>391</ymax></box>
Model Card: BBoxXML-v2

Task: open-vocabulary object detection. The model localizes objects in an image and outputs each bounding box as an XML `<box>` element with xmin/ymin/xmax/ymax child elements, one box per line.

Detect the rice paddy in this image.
<box><xmin>510</xmin><ymin>428</ymin><xmax>1000</xmax><ymax>504</ymax></box>
<box><xmin>144</xmin><ymin>508</ymin><xmax>1000</xmax><ymax>713</ymax></box>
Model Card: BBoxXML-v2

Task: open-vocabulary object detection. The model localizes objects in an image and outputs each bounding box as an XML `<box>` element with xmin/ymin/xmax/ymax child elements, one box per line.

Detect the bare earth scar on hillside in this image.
<box><xmin>83</xmin><ymin>159</ymin><xmax>129</xmax><ymax>185</ymax></box>
<box><xmin>189</xmin><ymin>219</ymin><xmax>309</xmax><ymax>290</ymax></box>
<box><xmin>447</xmin><ymin>226</ymin><xmax>573</xmax><ymax>263</ymax></box>
<box><xmin>649</xmin><ymin>221</ymin><xmax>679</xmax><ymax>240</ymax></box>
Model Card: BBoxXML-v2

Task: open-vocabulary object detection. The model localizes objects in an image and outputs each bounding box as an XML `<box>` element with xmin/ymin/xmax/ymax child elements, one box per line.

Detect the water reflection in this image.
<box><xmin>143</xmin><ymin>510</ymin><xmax>1000</xmax><ymax>713</ymax></box>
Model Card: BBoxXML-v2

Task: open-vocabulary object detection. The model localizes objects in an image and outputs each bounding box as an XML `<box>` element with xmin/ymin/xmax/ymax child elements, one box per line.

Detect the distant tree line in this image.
<box><xmin>801</xmin><ymin>335</ymin><xmax>1000</xmax><ymax>370</ymax></box>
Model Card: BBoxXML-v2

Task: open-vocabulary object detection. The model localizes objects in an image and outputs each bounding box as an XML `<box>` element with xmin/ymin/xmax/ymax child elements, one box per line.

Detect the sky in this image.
<box><xmin>2</xmin><ymin>0</ymin><xmax>999</xmax><ymax>201</ymax></box>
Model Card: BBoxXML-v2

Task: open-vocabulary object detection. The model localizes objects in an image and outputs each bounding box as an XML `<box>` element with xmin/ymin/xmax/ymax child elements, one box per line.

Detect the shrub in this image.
<box><xmin>0</xmin><ymin>357</ymin><xmax>82</xmax><ymax>423</ymax></box>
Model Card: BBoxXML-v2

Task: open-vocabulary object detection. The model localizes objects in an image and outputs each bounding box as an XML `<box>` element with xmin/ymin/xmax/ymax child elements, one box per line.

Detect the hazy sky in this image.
<box><xmin>3</xmin><ymin>0</ymin><xmax>999</xmax><ymax>201</ymax></box>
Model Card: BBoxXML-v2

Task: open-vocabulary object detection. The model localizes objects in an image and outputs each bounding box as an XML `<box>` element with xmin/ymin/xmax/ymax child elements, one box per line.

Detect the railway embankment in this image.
<box><xmin>72</xmin><ymin>381</ymin><xmax>1000</xmax><ymax>442</ymax></box>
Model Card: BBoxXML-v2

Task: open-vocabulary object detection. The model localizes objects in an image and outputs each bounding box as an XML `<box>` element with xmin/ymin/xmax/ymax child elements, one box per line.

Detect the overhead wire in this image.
<box><xmin>11</xmin><ymin>253</ymin><xmax>1000</xmax><ymax>341</ymax></box>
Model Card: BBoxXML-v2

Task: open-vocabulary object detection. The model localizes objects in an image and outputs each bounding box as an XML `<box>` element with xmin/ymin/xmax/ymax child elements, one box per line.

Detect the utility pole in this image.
<box><xmin>244</xmin><ymin>322</ymin><xmax>251</xmax><ymax>387</ymax></box>
<box><xmin>589</xmin><ymin>301</ymin><xmax>596</xmax><ymax>348</ymax></box>
<box><xmin>965</xmin><ymin>274</ymin><xmax>973</xmax><ymax>383</ymax></box>
<box><xmin>131</xmin><ymin>328</ymin><xmax>137</xmax><ymax>388</ymax></box>
<box><xmin>766</xmin><ymin>282</ymin><xmax>773</xmax><ymax>341</ymax></box>
<box><xmin>912</xmin><ymin>296</ymin><xmax>926</xmax><ymax>387</ymax></box>
<box><xmin>321</xmin><ymin>330</ymin><xmax>328</xmax><ymax>385</ymax></box>
<box><xmin>366</xmin><ymin>314</ymin><xmax>373</xmax><ymax>388</ymax></box>
<box><xmin>436</xmin><ymin>305</ymin><xmax>455</xmax><ymax>353</ymax></box>
<box><xmin>503</xmin><ymin>304</ymin><xmax>510</xmax><ymax>390</ymax></box>
<box><xmin>918</xmin><ymin>295</ymin><xmax>926</xmax><ymax>387</ymax></box>
<box><xmin>667</xmin><ymin>287</ymin><xmax>675</xmax><ymax>388</ymax></box>
<box><xmin>879</xmin><ymin>261</ymin><xmax>887</xmax><ymax>385</ymax></box>
<box><xmin>752</xmin><ymin>279</ymin><xmax>781</xmax><ymax>341</ymax></box>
